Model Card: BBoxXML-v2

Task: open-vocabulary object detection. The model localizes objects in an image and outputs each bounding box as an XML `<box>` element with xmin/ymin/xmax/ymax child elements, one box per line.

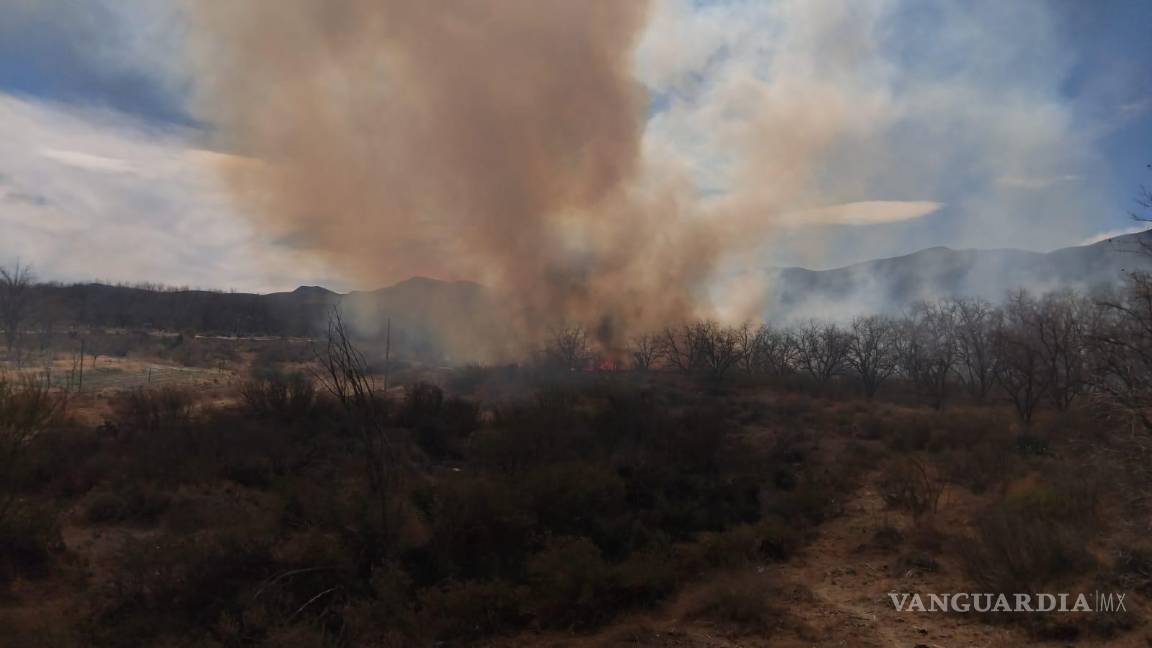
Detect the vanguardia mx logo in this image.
<box><xmin>888</xmin><ymin>591</ymin><xmax>1128</xmax><ymax>613</ymax></box>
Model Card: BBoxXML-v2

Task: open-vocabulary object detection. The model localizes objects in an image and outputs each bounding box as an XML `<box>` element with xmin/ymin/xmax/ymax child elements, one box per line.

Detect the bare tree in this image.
<box><xmin>700</xmin><ymin>322</ymin><xmax>746</xmax><ymax>380</ymax></box>
<box><xmin>0</xmin><ymin>262</ymin><xmax>34</xmax><ymax>354</ymax></box>
<box><xmin>628</xmin><ymin>333</ymin><xmax>662</xmax><ymax>371</ymax></box>
<box><xmin>735</xmin><ymin>323</ymin><xmax>766</xmax><ymax>374</ymax></box>
<box><xmin>993</xmin><ymin>291</ymin><xmax>1050</xmax><ymax>425</ymax></box>
<box><xmin>949</xmin><ymin>297</ymin><xmax>1000</xmax><ymax>402</ymax></box>
<box><xmin>313</xmin><ymin>309</ymin><xmax>403</xmax><ymax>555</ymax></box>
<box><xmin>1083</xmin><ymin>176</ymin><xmax>1152</xmax><ymax>429</ymax></box>
<box><xmin>795</xmin><ymin>321</ymin><xmax>850</xmax><ymax>388</ymax></box>
<box><xmin>1086</xmin><ymin>276</ymin><xmax>1152</xmax><ymax>430</ymax></box>
<box><xmin>895</xmin><ymin>303</ymin><xmax>957</xmax><ymax>409</ymax></box>
<box><xmin>543</xmin><ymin>324</ymin><xmax>591</xmax><ymax>371</ymax></box>
<box><xmin>759</xmin><ymin>326</ymin><xmax>799</xmax><ymax>377</ymax></box>
<box><xmin>1034</xmin><ymin>291</ymin><xmax>1089</xmax><ymax>410</ymax></box>
<box><xmin>660</xmin><ymin>323</ymin><xmax>708</xmax><ymax>374</ymax></box>
<box><xmin>847</xmin><ymin>314</ymin><xmax>898</xmax><ymax>399</ymax></box>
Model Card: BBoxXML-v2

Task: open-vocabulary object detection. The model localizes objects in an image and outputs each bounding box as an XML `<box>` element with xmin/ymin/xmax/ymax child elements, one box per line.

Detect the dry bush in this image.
<box><xmin>961</xmin><ymin>483</ymin><xmax>1097</xmax><ymax>594</ymax></box>
<box><xmin>240</xmin><ymin>372</ymin><xmax>317</xmax><ymax>422</ymax></box>
<box><xmin>417</xmin><ymin>579</ymin><xmax>523</xmax><ymax>642</ymax></box>
<box><xmin>0</xmin><ymin>501</ymin><xmax>60</xmax><ymax>587</ymax></box>
<box><xmin>879</xmin><ymin>457</ymin><xmax>944</xmax><ymax>521</ymax></box>
<box><xmin>0</xmin><ymin>377</ymin><xmax>63</xmax><ymax>588</ymax></box>
<box><xmin>680</xmin><ymin>518</ymin><xmax>803</xmax><ymax>571</ymax></box>
<box><xmin>399</xmin><ymin>382</ymin><xmax>479</xmax><ymax>458</ymax></box>
<box><xmin>680</xmin><ymin>571</ymin><xmax>785</xmax><ymax>634</ymax></box>
<box><xmin>525</xmin><ymin>535</ymin><xmax>612</xmax><ymax>628</ymax></box>
<box><xmin>110</xmin><ymin>385</ymin><xmax>197</xmax><ymax>435</ymax></box>
<box><xmin>1111</xmin><ymin>542</ymin><xmax>1152</xmax><ymax>597</ymax></box>
<box><xmin>80</xmin><ymin>532</ymin><xmax>263</xmax><ymax>644</ymax></box>
<box><xmin>80</xmin><ymin>484</ymin><xmax>171</xmax><ymax>525</ymax></box>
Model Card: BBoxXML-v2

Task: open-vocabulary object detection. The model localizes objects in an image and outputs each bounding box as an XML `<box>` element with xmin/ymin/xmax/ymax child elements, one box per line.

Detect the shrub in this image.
<box><xmin>239</xmin><ymin>372</ymin><xmax>317</xmax><ymax>422</ymax></box>
<box><xmin>1113</xmin><ymin>543</ymin><xmax>1152</xmax><ymax>596</ymax></box>
<box><xmin>525</xmin><ymin>536</ymin><xmax>611</xmax><ymax>628</ymax></box>
<box><xmin>417</xmin><ymin>579</ymin><xmax>523</xmax><ymax>642</ymax></box>
<box><xmin>680</xmin><ymin>571</ymin><xmax>784</xmax><ymax>633</ymax></box>
<box><xmin>399</xmin><ymin>383</ymin><xmax>480</xmax><ymax>459</ymax></box>
<box><xmin>110</xmin><ymin>386</ymin><xmax>197</xmax><ymax>434</ymax></box>
<box><xmin>0</xmin><ymin>501</ymin><xmax>60</xmax><ymax>586</ymax></box>
<box><xmin>878</xmin><ymin>457</ymin><xmax>943</xmax><ymax>521</ymax></box>
<box><xmin>961</xmin><ymin>485</ymin><xmax>1096</xmax><ymax>593</ymax></box>
<box><xmin>81</xmin><ymin>484</ymin><xmax>171</xmax><ymax>525</ymax></box>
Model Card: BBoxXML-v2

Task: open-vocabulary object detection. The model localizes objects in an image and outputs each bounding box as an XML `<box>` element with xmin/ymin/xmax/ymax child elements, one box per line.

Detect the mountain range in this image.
<box><xmin>33</xmin><ymin>230</ymin><xmax>1151</xmax><ymax>361</ymax></box>
<box><xmin>763</xmin><ymin>230</ymin><xmax>1152</xmax><ymax>319</ymax></box>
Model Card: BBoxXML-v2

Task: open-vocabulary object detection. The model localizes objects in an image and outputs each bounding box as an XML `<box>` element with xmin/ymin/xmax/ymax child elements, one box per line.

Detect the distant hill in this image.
<box><xmin>26</xmin><ymin>231</ymin><xmax>1151</xmax><ymax>357</ymax></box>
<box><xmin>765</xmin><ymin>230</ymin><xmax>1152</xmax><ymax>320</ymax></box>
<box><xmin>30</xmin><ymin>275</ymin><xmax>503</xmax><ymax>362</ymax></box>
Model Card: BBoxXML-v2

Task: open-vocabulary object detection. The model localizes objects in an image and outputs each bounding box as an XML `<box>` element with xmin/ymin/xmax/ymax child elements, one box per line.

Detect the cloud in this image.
<box><xmin>0</xmin><ymin>93</ymin><xmax>337</xmax><ymax>292</ymax></box>
<box><xmin>39</xmin><ymin>147</ymin><xmax>134</xmax><ymax>174</ymax></box>
<box><xmin>0</xmin><ymin>0</ymin><xmax>190</xmax><ymax>123</ymax></box>
<box><xmin>0</xmin><ymin>0</ymin><xmax>1133</xmax><ymax>309</ymax></box>
<box><xmin>1079</xmin><ymin>224</ymin><xmax>1148</xmax><ymax>246</ymax></box>
<box><xmin>781</xmin><ymin>201</ymin><xmax>944</xmax><ymax>227</ymax></box>
<box><xmin>637</xmin><ymin>0</ymin><xmax>1114</xmax><ymax>269</ymax></box>
<box><xmin>996</xmin><ymin>174</ymin><xmax>1080</xmax><ymax>190</ymax></box>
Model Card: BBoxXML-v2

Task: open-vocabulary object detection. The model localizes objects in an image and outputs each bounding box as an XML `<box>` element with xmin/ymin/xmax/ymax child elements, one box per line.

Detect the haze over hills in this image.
<box><xmin>26</xmin><ymin>230</ymin><xmax>1151</xmax><ymax>360</ymax></box>
<box><xmin>764</xmin><ymin>230</ymin><xmax>1152</xmax><ymax>320</ymax></box>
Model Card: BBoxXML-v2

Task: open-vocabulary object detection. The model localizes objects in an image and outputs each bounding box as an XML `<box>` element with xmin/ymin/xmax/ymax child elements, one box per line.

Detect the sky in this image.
<box><xmin>0</xmin><ymin>0</ymin><xmax>1149</xmax><ymax>292</ymax></box>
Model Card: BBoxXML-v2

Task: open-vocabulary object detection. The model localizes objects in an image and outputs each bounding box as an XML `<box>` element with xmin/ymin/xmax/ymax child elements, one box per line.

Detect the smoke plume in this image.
<box><xmin>188</xmin><ymin>1</ymin><xmax>729</xmax><ymax>350</ymax></box>
<box><xmin>187</xmin><ymin>1</ymin><xmax>1108</xmax><ymax>354</ymax></box>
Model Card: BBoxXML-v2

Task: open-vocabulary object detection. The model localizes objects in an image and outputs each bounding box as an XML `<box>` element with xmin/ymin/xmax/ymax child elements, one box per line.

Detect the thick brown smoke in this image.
<box><xmin>188</xmin><ymin>1</ymin><xmax>733</xmax><ymax>353</ymax></box>
<box><xmin>188</xmin><ymin>0</ymin><xmax>908</xmax><ymax>360</ymax></box>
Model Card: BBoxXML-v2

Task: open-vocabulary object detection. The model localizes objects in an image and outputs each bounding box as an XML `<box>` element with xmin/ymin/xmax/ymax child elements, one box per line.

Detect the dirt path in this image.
<box><xmin>770</xmin><ymin>484</ymin><xmax>1024</xmax><ymax>647</ymax></box>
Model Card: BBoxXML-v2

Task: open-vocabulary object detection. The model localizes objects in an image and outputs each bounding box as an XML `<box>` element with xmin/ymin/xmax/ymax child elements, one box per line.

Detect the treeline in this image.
<box><xmin>0</xmin><ymin>275</ymin><xmax>331</xmax><ymax>347</ymax></box>
<box><xmin>544</xmin><ymin>274</ymin><xmax>1152</xmax><ymax>428</ymax></box>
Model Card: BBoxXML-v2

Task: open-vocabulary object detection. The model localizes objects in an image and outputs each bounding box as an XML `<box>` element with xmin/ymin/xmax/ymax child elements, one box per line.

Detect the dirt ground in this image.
<box><xmin>488</xmin><ymin>479</ymin><xmax>1147</xmax><ymax>648</ymax></box>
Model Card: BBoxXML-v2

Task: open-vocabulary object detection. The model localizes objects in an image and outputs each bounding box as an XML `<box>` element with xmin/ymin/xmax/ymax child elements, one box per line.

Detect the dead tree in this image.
<box><xmin>993</xmin><ymin>291</ymin><xmax>1050</xmax><ymax>425</ymax></box>
<box><xmin>1082</xmin><ymin>177</ymin><xmax>1152</xmax><ymax>429</ymax></box>
<box><xmin>543</xmin><ymin>324</ymin><xmax>591</xmax><ymax>371</ymax></box>
<box><xmin>701</xmin><ymin>322</ymin><xmax>746</xmax><ymax>380</ymax></box>
<box><xmin>949</xmin><ymin>297</ymin><xmax>1000</xmax><ymax>402</ymax></box>
<box><xmin>660</xmin><ymin>323</ymin><xmax>707</xmax><ymax>374</ymax></box>
<box><xmin>759</xmin><ymin>326</ymin><xmax>799</xmax><ymax>377</ymax></box>
<box><xmin>895</xmin><ymin>303</ymin><xmax>957</xmax><ymax>409</ymax></box>
<box><xmin>628</xmin><ymin>333</ymin><xmax>662</xmax><ymax>371</ymax></box>
<box><xmin>847</xmin><ymin>314</ymin><xmax>898</xmax><ymax>399</ymax></box>
<box><xmin>313</xmin><ymin>309</ymin><xmax>402</xmax><ymax>557</ymax></box>
<box><xmin>795</xmin><ymin>321</ymin><xmax>850</xmax><ymax>388</ymax></box>
<box><xmin>0</xmin><ymin>262</ymin><xmax>34</xmax><ymax>354</ymax></box>
<box><xmin>1034</xmin><ymin>291</ymin><xmax>1089</xmax><ymax>411</ymax></box>
<box><xmin>735</xmin><ymin>323</ymin><xmax>769</xmax><ymax>374</ymax></box>
<box><xmin>1087</xmin><ymin>275</ymin><xmax>1152</xmax><ymax>430</ymax></box>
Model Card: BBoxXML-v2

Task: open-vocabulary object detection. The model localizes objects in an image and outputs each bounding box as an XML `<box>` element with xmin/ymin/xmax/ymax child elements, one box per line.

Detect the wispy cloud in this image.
<box><xmin>0</xmin><ymin>93</ymin><xmax>337</xmax><ymax>292</ymax></box>
<box><xmin>781</xmin><ymin>201</ymin><xmax>944</xmax><ymax>227</ymax></box>
<box><xmin>638</xmin><ymin>0</ymin><xmax>1114</xmax><ymax>268</ymax></box>
<box><xmin>996</xmin><ymin>174</ymin><xmax>1080</xmax><ymax>190</ymax></box>
<box><xmin>39</xmin><ymin>147</ymin><xmax>134</xmax><ymax>174</ymax></box>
